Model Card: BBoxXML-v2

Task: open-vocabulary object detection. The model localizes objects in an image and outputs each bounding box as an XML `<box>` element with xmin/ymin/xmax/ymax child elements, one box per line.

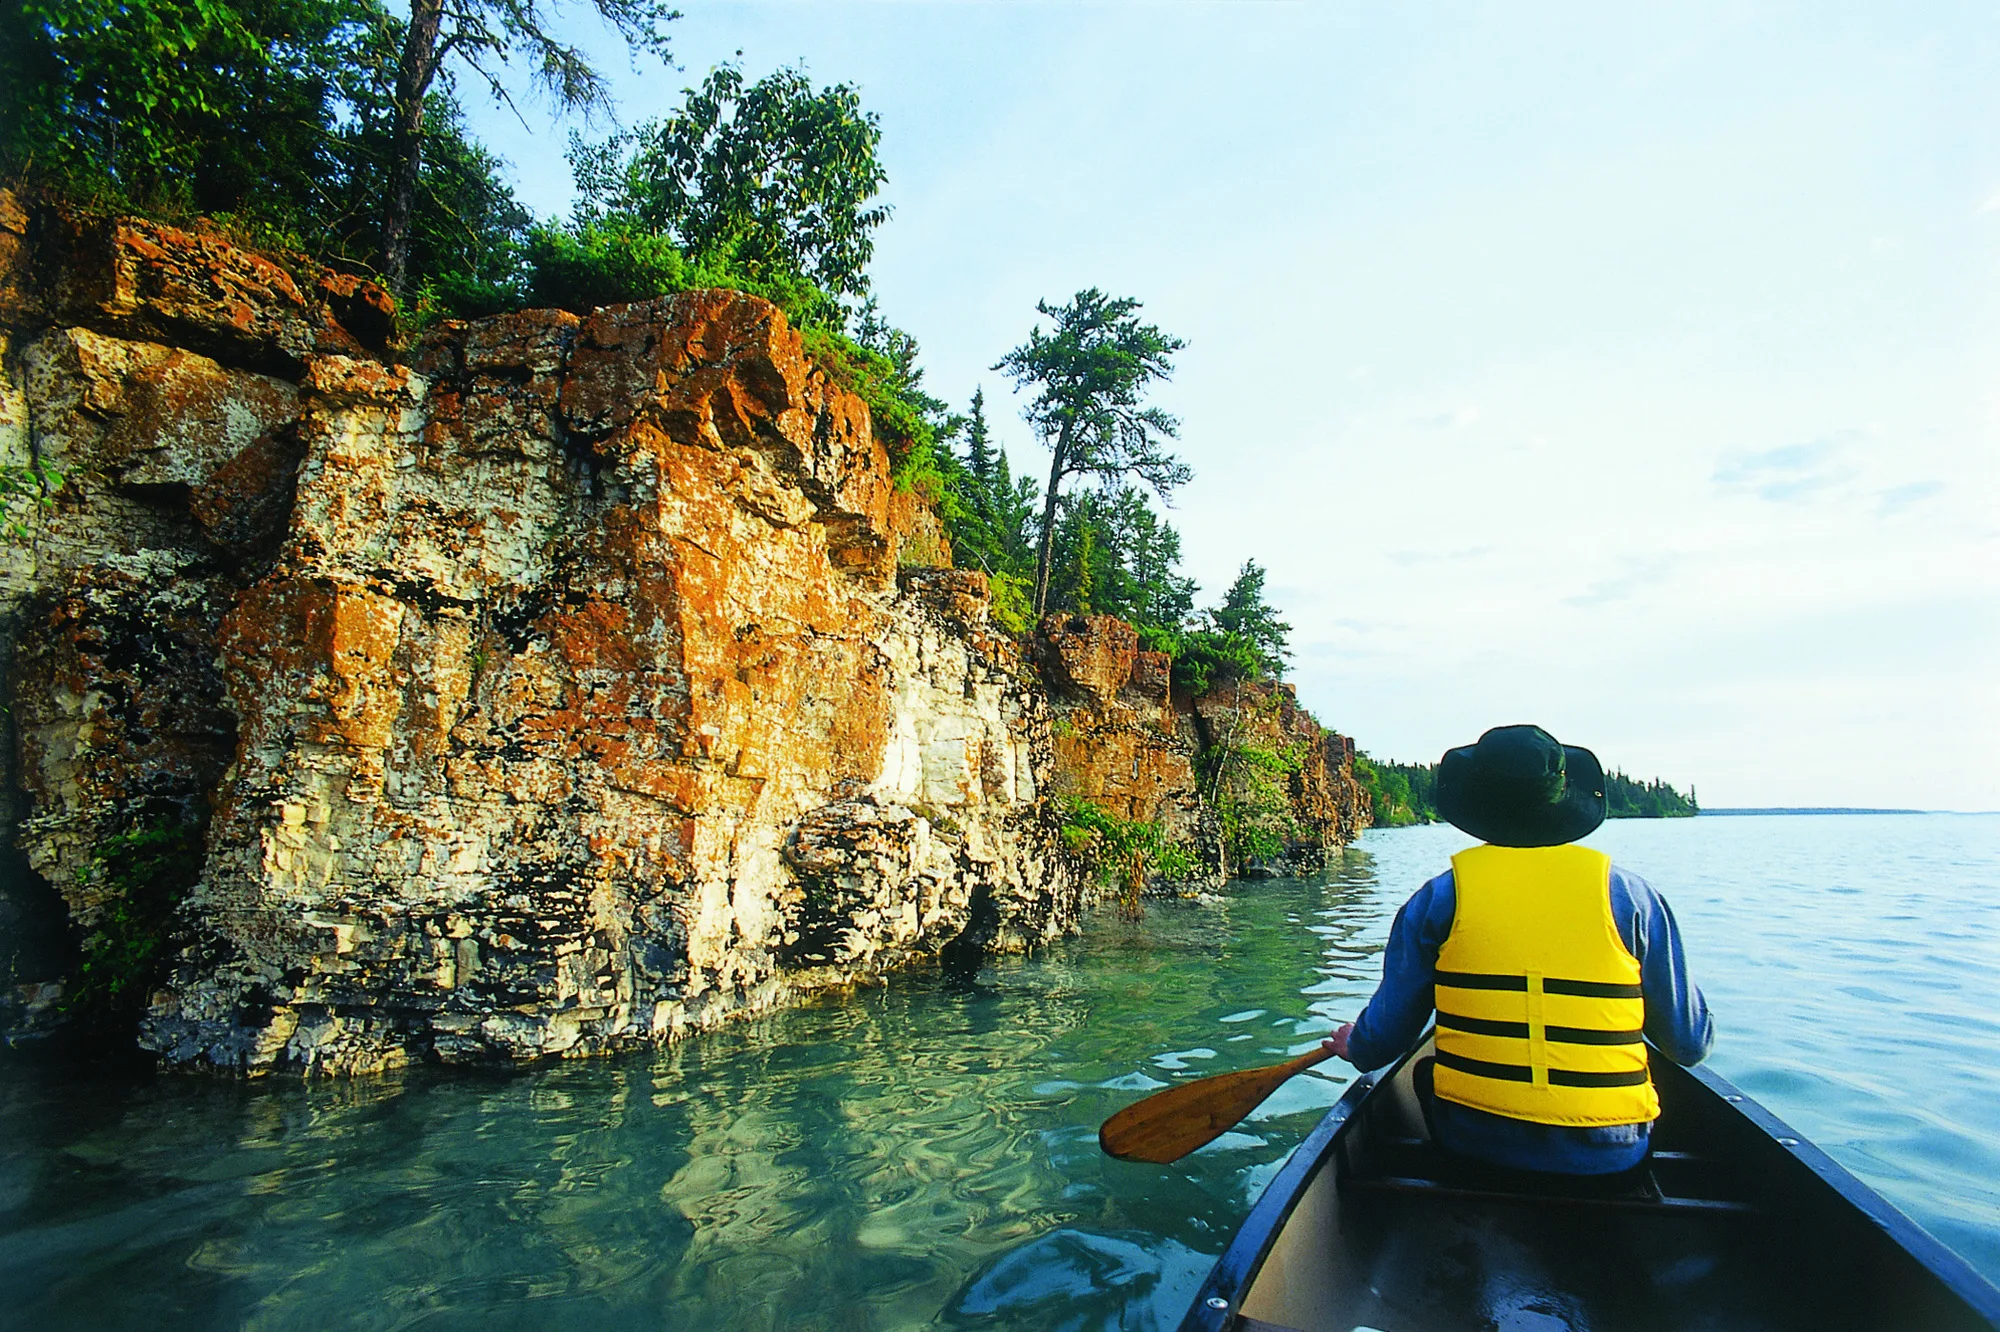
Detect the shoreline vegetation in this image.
<box><xmin>1354</xmin><ymin>754</ymin><xmax>1699</xmax><ymax>829</ymax></box>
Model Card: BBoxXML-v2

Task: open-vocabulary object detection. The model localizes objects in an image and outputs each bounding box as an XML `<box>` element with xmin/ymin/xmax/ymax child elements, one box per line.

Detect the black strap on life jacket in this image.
<box><xmin>1435</xmin><ymin>1013</ymin><xmax>1645</xmax><ymax>1045</ymax></box>
<box><xmin>1434</xmin><ymin>1050</ymin><xmax>1652</xmax><ymax>1087</ymax></box>
<box><xmin>1434</xmin><ymin>967</ymin><xmax>1650</xmax><ymax>1088</ymax></box>
<box><xmin>1435</xmin><ymin>969</ymin><xmax>1642</xmax><ymax>999</ymax></box>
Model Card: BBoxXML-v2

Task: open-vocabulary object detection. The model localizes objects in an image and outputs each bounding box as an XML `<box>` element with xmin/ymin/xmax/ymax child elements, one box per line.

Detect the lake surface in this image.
<box><xmin>2</xmin><ymin>813</ymin><xmax>1996</xmax><ymax>1329</ymax></box>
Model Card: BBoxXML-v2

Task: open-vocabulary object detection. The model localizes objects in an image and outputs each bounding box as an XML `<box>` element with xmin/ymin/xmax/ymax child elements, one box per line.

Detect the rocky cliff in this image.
<box><xmin>0</xmin><ymin>194</ymin><xmax>1372</xmax><ymax>1074</ymax></box>
<box><xmin>1036</xmin><ymin>614</ymin><xmax>1370</xmax><ymax>884</ymax></box>
<box><xmin>1188</xmin><ymin>677</ymin><xmax>1372</xmax><ymax>876</ymax></box>
<box><xmin>1036</xmin><ymin>614</ymin><xmax>1222</xmax><ymax>885</ymax></box>
<box><xmin>0</xmin><ymin>195</ymin><xmax>1076</xmax><ymax>1073</ymax></box>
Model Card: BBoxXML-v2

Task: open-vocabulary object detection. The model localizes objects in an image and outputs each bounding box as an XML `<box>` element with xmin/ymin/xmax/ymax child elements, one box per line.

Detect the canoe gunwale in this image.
<box><xmin>1171</xmin><ymin>1055</ymin><xmax>1396</xmax><ymax>1332</ymax></box>
<box><xmin>1685</xmin><ymin>1061</ymin><xmax>2000</xmax><ymax>1328</ymax></box>
<box><xmin>1173</xmin><ymin>1043</ymin><xmax>2000</xmax><ymax>1331</ymax></box>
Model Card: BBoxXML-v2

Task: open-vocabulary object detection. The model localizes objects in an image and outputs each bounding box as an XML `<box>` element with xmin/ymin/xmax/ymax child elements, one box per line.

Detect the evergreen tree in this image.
<box><xmin>940</xmin><ymin>387</ymin><xmax>1039</xmax><ymax>581</ymax></box>
<box><xmin>994</xmin><ymin>289</ymin><xmax>1189</xmax><ymax>617</ymax></box>
<box><xmin>1210</xmin><ymin>560</ymin><xmax>1292</xmax><ymax>677</ymax></box>
<box><xmin>1352</xmin><ymin>755</ymin><xmax>1440</xmax><ymax>827</ymax></box>
<box><xmin>1042</xmin><ymin>486</ymin><xmax>1197</xmax><ymax>637</ymax></box>
<box><xmin>1120</xmin><ymin>492</ymin><xmax>1196</xmax><ymax>631</ymax></box>
<box><xmin>964</xmin><ymin>389</ymin><xmax>998</xmax><ymax>527</ymax></box>
<box><xmin>1603</xmin><ymin>770</ymin><xmax>1698</xmax><ymax>818</ymax></box>
<box><xmin>1165</xmin><ymin>559</ymin><xmax>1294</xmax><ymax>692</ymax></box>
<box><xmin>987</xmin><ymin>450</ymin><xmax>1040</xmax><ymax>572</ymax></box>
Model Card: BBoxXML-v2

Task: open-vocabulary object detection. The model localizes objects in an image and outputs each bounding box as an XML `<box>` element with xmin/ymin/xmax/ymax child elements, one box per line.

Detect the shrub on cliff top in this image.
<box><xmin>526</xmin><ymin>223</ymin><xmax>838</xmax><ymax>326</ymax></box>
<box><xmin>527</xmin><ymin>221</ymin><xmax>950</xmax><ymax>488</ymax></box>
<box><xmin>986</xmin><ymin>571</ymin><xmax>1033</xmax><ymax>638</ymax></box>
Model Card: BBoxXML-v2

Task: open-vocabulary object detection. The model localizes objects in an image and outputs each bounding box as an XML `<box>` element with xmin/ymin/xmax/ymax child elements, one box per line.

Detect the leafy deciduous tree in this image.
<box><xmin>570</xmin><ymin>61</ymin><xmax>889</xmax><ymax>306</ymax></box>
<box><xmin>1</xmin><ymin>0</ymin><xmax>538</xmax><ymax>314</ymax></box>
<box><xmin>0</xmin><ymin>0</ymin><xmax>363</xmax><ymax>215</ymax></box>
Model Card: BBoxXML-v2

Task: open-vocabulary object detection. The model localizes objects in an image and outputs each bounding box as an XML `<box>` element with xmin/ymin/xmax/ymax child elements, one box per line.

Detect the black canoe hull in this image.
<box><xmin>1178</xmin><ymin>1038</ymin><xmax>2000</xmax><ymax>1332</ymax></box>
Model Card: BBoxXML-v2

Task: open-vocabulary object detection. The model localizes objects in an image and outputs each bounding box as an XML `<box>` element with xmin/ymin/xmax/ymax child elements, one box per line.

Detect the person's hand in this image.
<box><xmin>1321</xmin><ymin>1022</ymin><xmax>1354</xmax><ymax>1061</ymax></box>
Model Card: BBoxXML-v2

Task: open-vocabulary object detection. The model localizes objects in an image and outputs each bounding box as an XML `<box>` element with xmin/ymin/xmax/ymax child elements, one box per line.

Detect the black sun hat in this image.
<box><xmin>1435</xmin><ymin>724</ymin><xmax>1607</xmax><ymax>847</ymax></box>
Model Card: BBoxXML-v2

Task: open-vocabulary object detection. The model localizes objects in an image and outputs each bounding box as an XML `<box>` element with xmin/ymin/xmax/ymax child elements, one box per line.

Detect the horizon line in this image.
<box><xmin>1695</xmin><ymin>807</ymin><xmax>1999</xmax><ymax>817</ymax></box>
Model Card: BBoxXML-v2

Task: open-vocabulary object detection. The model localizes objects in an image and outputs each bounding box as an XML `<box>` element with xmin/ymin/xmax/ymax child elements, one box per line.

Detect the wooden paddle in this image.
<box><xmin>1099</xmin><ymin>1043</ymin><xmax>1341</xmax><ymax>1163</ymax></box>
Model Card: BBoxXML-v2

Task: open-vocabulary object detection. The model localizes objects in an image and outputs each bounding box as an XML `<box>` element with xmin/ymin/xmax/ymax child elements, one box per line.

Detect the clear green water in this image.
<box><xmin>2</xmin><ymin>814</ymin><xmax>1996</xmax><ymax>1329</ymax></box>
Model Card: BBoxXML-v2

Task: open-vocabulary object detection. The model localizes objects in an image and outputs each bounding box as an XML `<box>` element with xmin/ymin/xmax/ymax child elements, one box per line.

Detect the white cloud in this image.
<box><xmin>1875</xmin><ymin>480</ymin><xmax>1945</xmax><ymax>515</ymax></box>
<box><xmin>1564</xmin><ymin>556</ymin><xmax>1680</xmax><ymax>609</ymax></box>
<box><xmin>1712</xmin><ymin>435</ymin><xmax>1860</xmax><ymax>503</ymax></box>
<box><xmin>1412</xmin><ymin>406</ymin><xmax>1482</xmax><ymax>430</ymax></box>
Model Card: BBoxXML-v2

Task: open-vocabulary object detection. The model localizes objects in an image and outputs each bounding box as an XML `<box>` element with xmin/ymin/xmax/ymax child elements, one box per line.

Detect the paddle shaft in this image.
<box><xmin>1099</xmin><ymin>1044</ymin><xmax>1342</xmax><ymax>1164</ymax></box>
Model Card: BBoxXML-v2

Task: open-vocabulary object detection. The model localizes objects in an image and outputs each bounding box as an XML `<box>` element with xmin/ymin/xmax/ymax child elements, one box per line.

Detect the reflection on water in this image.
<box><xmin>0</xmin><ymin>816</ymin><xmax>1995</xmax><ymax>1329</ymax></box>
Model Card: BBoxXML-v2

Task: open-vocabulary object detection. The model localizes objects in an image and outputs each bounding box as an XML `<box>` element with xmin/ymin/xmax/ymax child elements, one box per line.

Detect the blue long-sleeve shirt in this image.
<box><xmin>1346</xmin><ymin>863</ymin><xmax>1714</xmax><ymax>1174</ymax></box>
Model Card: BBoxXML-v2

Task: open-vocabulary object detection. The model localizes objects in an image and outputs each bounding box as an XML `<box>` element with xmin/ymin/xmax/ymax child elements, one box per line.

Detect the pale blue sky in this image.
<box><xmin>462</xmin><ymin>1</ymin><xmax>2000</xmax><ymax>809</ymax></box>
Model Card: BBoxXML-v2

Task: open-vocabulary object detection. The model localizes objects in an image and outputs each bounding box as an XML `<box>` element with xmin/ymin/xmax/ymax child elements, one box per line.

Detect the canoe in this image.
<box><xmin>1178</xmin><ymin>1035</ymin><xmax>2000</xmax><ymax>1332</ymax></box>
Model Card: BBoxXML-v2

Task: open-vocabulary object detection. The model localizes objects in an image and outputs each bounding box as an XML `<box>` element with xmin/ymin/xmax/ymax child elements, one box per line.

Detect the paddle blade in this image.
<box><xmin>1098</xmin><ymin>1048</ymin><xmax>1333</xmax><ymax>1164</ymax></box>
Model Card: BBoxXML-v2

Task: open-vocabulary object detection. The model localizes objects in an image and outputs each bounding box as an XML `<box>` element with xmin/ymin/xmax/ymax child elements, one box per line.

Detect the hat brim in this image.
<box><xmin>1437</xmin><ymin>743</ymin><xmax>1607</xmax><ymax>847</ymax></box>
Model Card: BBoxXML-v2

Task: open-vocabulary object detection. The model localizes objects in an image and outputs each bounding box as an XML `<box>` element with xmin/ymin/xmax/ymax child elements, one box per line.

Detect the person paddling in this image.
<box><xmin>1322</xmin><ymin>723</ymin><xmax>1714</xmax><ymax>1175</ymax></box>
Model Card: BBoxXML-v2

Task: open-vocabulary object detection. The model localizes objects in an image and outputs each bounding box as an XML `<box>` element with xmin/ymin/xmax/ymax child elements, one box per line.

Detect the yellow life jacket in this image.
<box><xmin>1432</xmin><ymin>843</ymin><xmax>1660</xmax><ymax>1127</ymax></box>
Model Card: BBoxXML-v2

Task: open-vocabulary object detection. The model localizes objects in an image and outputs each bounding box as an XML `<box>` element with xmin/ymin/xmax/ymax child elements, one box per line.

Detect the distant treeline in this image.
<box><xmin>1354</xmin><ymin>755</ymin><xmax>1698</xmax><ymax>828</ymax></box>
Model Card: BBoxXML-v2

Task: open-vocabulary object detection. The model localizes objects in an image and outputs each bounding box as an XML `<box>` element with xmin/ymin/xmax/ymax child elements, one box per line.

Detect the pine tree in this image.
<box><xmin>964</xmin><ymin>388</ymin><xmax>997</xmax><ymax>526</ymax></box>
<box><xmin>1211</xmin><ymin>560</ymin><xmax>1293</xmax><ymax>677</ymax></box>
<box><xmin>994</xmin><ymin>289</ymin><xmax>1188</xmax><ymax>616</ymax></box>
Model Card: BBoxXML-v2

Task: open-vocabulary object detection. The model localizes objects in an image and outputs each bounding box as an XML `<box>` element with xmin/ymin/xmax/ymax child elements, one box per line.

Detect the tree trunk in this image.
<box><xmin>1031</xmin><ymin>426</ymin><xmax>1070</xmax><ymax>619</ymax></box>
<box><xmin>383</xmin><ymin>0</ymin><xmax>446</xmax><ymax>298</ymax></box>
